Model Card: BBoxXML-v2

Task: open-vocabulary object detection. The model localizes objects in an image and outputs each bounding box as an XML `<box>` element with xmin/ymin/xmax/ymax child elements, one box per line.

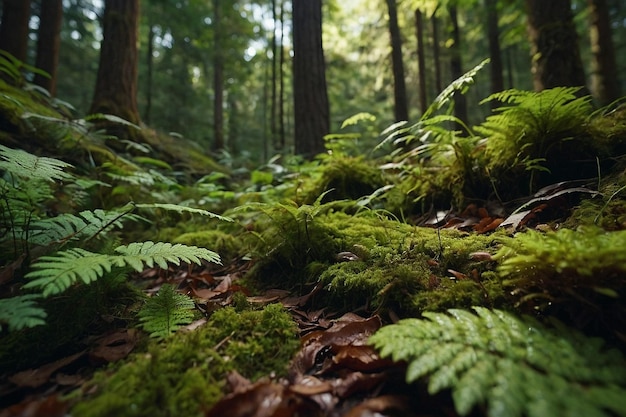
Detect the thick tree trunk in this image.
<box><xmin>448</xmin><ymin>6</ymin><xmax>467</xmax><ymax>125</ymax></box>
<box><xmin>414</xmin><ymin>9</ymin><xmax>427</xmax><ymax>114</ymax></box>
<box><xmin>90</xmin><ymin>0</ymin><xmax>141</xmax><ymax>133</ymax></box>
<box><xmin>588</xmin><ymin>0</ymin><xmax>620</xmax><ymax>105</ymax></box>
<box><xmin>144</xmin><ymin>24</ymin><xmax>155</xmax><ymax>124</ymax></box>
<box><xmin>0</xmin><ymin>0</ymin><xmax>31</xmax><ymax>64</ymax></box>
<box><xmin>34</xmin><ymin>0</ymin><xmax>63</xmax><ymax>95</ymax></box>
<box><xmin>278</xmin><ymin>0</ymin><xmax>286</xmax><ymax>150</ymax></box>
<box><xmin>385</xmin><ymin>0</ymin><xmax>409</xmax><ymax>122</ymax></box>
<box><xmin>485</xmin><ymin>0</ymin><xmax>504</xmax><ymax>107</ymax></box>
<box><xmin>525</xmin><ymin>0</ymin><xmax>587</xmax><ymax>91</ymax></box>
<box><xmin>292</xmin><ymin>0</ymin><xmax>329</xmax><ymax>159</ymax></box>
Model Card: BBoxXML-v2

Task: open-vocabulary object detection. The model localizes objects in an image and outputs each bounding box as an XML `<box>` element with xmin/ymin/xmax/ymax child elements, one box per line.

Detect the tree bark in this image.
<box><xmin>485</xmin><ymin>0</ymin><xmax>504</xmax><ymax>107</ymax></box>
<box><xmin>414</xmin><ymin>9</ymin><xmax>427</xmax><ymax>114</ymax></box>
<box><xmin>431</xmin><ymin>12</ymin><xmax>442</xmax><ymax>93</ymax></box>
<box><xmin>34</xmin><ymin>0</ymin><xmax>63</xmax><ymax>95</ymax></box>
<box><xmin>385</xmin><ymin>0</ymin><xmax>409</xmax><ymax>122</ymax></box>
<box><xmin>292</xmin><ymin>0</ymin><xmax>329</xmax><ymax>159</ymax></box>
<box><xmin>448</xmin><ymin>6</ymin><xmax>467</xmax><ymax>125</ymax></box>
<box><xmin>144</xmin><ymin>24</ymin><xmax>155</xmax><ymax>124</ymax></box>
<box><xmin>0</xmin><ymin>0</ymin><xmax>31</xmax><ymax>63</ymax></box>
<box><xmin>588</xmin><ymin>0</ymin><xmax>620</xmax><ymax>105</ymax></box>
<box><xmin>90</xmin><ymin>0</ymin><xmax>141</xmax><ymax>133</ymax></box>
<box><xmin>525</xmin><ymin>0</ymin><xmax>587</xmax><ymax>91</ymax></box>
<box><xmin>212</xmin><ymin>0</ymin><xmax>224</xmax><ymax>151</ymax></box>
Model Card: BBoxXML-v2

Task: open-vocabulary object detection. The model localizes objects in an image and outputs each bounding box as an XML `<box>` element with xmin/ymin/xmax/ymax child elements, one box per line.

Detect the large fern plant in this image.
<box><xmin>0</xmin><ymin>144</ymin><xmax>224</xmax><ymax>332</ymax></box>
<box><xmin>370</xmin><ymin>307</ymin><xmax>626</xmax><ymax>417</ymax></box>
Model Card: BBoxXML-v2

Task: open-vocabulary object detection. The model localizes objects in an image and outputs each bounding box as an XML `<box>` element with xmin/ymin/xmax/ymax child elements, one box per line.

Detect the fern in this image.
<box><xmin>27</xmin><ymin>208</ymin><xmax>134</xmax><ymax>246</ymax></box>
<box><xmin>370</xmin><ymin>307</ymin><xmax>626</xmax><ymax>417</ymax></box>
<box><xmin>0</xmin><ymin>144</ymin><xmax>73</xmax><ymax>182</ymax></box>
<box><xmin>134</xmin><ymin>203</ymin><xmax>233</xmax><ymax>222</ymax></box>
<box><xmin>0</xmin><ymin>294</ymin><xmax>47</xmax><ymax>331</ymax></box>
<box><xmin>138</xmin><ymin>284</ymin><xmax>195</xmax><ymax>339</ymax></box>
<box><xmin>24</xmin><ymin>242</ymin><xmax>221</xmax><ymax>297</ymax></box>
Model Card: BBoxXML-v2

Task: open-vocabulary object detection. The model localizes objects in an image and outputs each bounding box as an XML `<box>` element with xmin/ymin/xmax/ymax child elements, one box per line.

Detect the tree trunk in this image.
<box><xmin>212</xmin><ymin>0</ymin><xmax>224</xmax><ymax>151</ymax></box>
<box><xmin>278</xmin><ymin>0</ymin><xmax>286</xmax><ymax>150</ymax></box>
<box><xmin>34</xmin><ymin>0</ymin><xmax>62</xmax><ymax>95</ymax></box>
<box><xmin>0</xmin><ymin>0</ymin><xmax>31</xmax><ymax>63</ymax></box>
<box><xmin>588</xmin><ymin>0</ymin><xmax>620</xmax><ymax>105</ymax></box>
<box><xmin>485</xmin><ymin>0</ymin><xmax>504</xmax><ymax>107</ymax></box>
<box><xmin>385</xmin><ymin>0</ymin><xmax>409</xmax><ymax>122</ymax></box>
<box><xmin>431</xmin><ymin>12</ymin><xmax>442</xmax><ymax>93</ymax></box>
<box><xmin>292</xmin><ymin>0</ymin><xmax>329</xmax><ymax>159</ymax></box>
<box><xmin>90</xmin><ymin>0</ymin><xmax>141</xmax><ymax>134</ymax></box>
<box><xmin>448</xmin><ymin>6</ymin><xmax>467</xmax><ymax>125</ymax></box>
<box><xmin>144</xmin><ymin>24</ymin><xmax>155</xmax><ymax>124</ymax></box>
<box><xmin>270</xmin><ymin>0</ymin><xmax>278</xmax><ymax>149</ymax></box>
<box><xmin>414</xmin><ymin>9</ymin><xmax>427</xmax><ymax>114</ymax></box>
<box><xmin>525</xmin><ymin>0</ymin><xmax>587</xmax><ymax>91</ymax></box>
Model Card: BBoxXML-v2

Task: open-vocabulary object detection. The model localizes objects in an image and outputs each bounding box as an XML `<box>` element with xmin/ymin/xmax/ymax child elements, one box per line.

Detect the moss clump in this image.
<box><xmin>71</xmin><ymin>303</ymin><xmax>299</xmax><ymax>417</ymax></box>
<box><xmin>312</xmin><ymin>211</ymin><xmax>506</xmax><ymax>314</ymax></box>
<box><xmin>495</xmin><ymin>227</ymin><xmax>626</xmax><ymax>340</ymax></box>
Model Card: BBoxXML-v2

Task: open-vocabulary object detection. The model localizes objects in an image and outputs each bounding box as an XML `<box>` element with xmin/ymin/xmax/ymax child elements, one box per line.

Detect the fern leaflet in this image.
<box><xmin>138</xmin><ymin>284</ymin><xmax>195</xmax><ymax>339</ymax></box>
<box><xmin>0</xmin><ymin>294</ymin><xmax>47</xmax><ymax>331</ymax></box>
<box><xmin>0</xmin><ymin>144</ymin><xmax>73</xmax><ymax>182</ymax></box>
<box><xmin>24</xmin><ymin>242</ymin><xmax>221</xmax><ymax>297</ymax></box>
<box><xmin>134</xmin><ymin>203</ymin><xmax>233</xmax><ymax>222</ymax></box>
<box><xmin>370</xmin><ymin>307</ymin><xmax>626</xmax><ymax>417</ymax></box>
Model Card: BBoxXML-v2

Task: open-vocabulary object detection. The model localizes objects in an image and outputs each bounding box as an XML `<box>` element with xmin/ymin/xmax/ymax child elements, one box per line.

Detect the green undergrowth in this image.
<box><xmin>71</xmin><ymin>303</ymin><xmax>299</xmax><ymax>417</ymax></box>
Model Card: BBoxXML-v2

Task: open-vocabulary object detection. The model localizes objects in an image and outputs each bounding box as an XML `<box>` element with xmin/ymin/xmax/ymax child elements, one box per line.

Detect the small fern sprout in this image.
<box><xmin>138</xmin><ymin>284</ymin><xmax>195</xmax><ymax>339</ymax></box>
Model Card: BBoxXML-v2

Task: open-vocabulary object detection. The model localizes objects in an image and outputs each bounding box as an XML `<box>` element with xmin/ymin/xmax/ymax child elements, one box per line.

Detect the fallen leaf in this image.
<box><xmin>89</xmin><ymin>329</ymin><xmax>137</xmax><ymax>364</ymax></box>
<box><xmin>9</xmin><ymin>351</ymin><xmax>85</xmax><ymax>388</ymax></box>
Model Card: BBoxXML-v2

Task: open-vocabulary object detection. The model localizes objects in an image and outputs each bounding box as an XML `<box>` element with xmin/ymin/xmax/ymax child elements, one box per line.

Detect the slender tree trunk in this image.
<box><xmin>90</xmin><ymin>0</ymin><xmax>141</xmax><ymax>137</ymax></box>
<box><xmin>34</xmin><ymin>0</ymin><xmax>62</xmax><ymax>95</ymax></box>
<box><xmin>448</xmin><ymin>6</ymin><xmax>467</xmax><ymax>125</ymax></box>
<box><xmin>431</xmin><ymin>12</ymin><xmax>442</xmax><ymax>93</ymax></box>
<box><xmin>292</xmin><ymin>0</ymin><xmax>329</xmax><ymax>159</ymax></box>
<box><xmin>213</xmin><ymin>0</ymin><xmax>224</xmax><ymax>151</ymax></box>
<box><xmin>385</xmin><ymin>0</ymin><xmax>409</xmax><ymax>122</ymax></box>
<box><xmin>144</xmin><ymin>24</ymin><xmax>155</xmax><ymax>124</ymax></box>
<box><xmin>588</xmin><ymin>0</ymin><xmax>620</xmax><ymax>105</ymax></box>
<box><xmin>0</xmin><ymin>0</ymin><xmax>31</xmax><ymax>63</ymax></box>
<box><xmin>485</xmin><ymin>0</ymin><xmax>504</xmax><ymax>107</ymax></box>
<box><xmin>414</xmin><ymin>8</ymin><xmax>427</xmax><ymax>114</ymax></box>
<box><xmin>278</xmin><ymin>0</ymin><xmax>286</xmax><ymax>149</ymax></box>
<box><xmin>525</xmin><ymin>0</ymin><xmax>587</xmax><ymax>90</ymax></box>
<box><xmin>270</xmin><ymin>0</ymin><xmax>278</xmax><ymax>149</ymax></box>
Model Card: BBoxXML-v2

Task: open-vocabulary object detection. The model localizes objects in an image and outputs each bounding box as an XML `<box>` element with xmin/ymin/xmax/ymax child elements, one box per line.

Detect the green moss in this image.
<box><xmin>71</xmin><ymin>304</ymin><xmax>299</xmax><ymax>417</ymax></box>
<box><xmin>495</xmin><ymin>227</ymin><xmax>626</xmax><ymax>338</ymax></box>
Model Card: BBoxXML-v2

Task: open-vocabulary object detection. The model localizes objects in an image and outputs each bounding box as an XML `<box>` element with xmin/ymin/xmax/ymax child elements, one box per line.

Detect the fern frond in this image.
<box><xmin>0</xmin><ymin>295</ymin><xmax>47</xmax><ymax>331</ymax></box>
<box><xmin>23</xmin><ymin>248</ymin><xmax>114</xmax><ymax>297</ymax></box>
<box><xmin>134</xmin><ymin>203</ymin><xmax>233</xmax><ymax>222</ymax></box>
<box><xmin>24</xmin><ymin>242</ymin><xmax>220</xmax><ymax>297</ymax></box>
<box><xmin>28</xmin><ymin>209</ymin><xmax>129</xmax><ymax>246</ymax></box>
<box><xmin>138</xmin><ymin>284</ymin><xmax>195</xmax><ymax>339</ymax></box>
<box><xmin>370</xmin><ymin>307</ymin><xmax>626</xmax><ymax>417</ymax></box>
<box><xmin>0</xmin><ymin>144</ymin><xmax>73</xmax><ymax>182</ymax></box>
<box><xmin>423</xmin><ymin>59</ymin><xmax>490</xmax><ymax>120</ymax></box>
<box><xmin>115</xmin><ymin>241</ymin><xmax>221</xmax><ymax>271</ymax></box>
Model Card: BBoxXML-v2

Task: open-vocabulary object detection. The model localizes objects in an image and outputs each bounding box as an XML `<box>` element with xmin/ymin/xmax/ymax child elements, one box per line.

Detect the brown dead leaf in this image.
<box><xmin>343</xmin><ymin>394</ymin><xmax>412</xmax><ymax>417</ymax></box>
<box><xmin>0</xmin><ymin>395</ymin><xmax>68</xmax><ymax>417</ymax></box>
<box><xmin>9</xmin><ymin>351</ymin><xmax>85</xmax><ymax>388</ymax></box>
<box><xmin>330</xmin><ymin>345</ymin><xmax>394</xmax><ymax>372</ymax></box>
<box><xmin>89</xmin><ymin>329</ymin><xmax>137</xmax><ymax>364</ymax></box>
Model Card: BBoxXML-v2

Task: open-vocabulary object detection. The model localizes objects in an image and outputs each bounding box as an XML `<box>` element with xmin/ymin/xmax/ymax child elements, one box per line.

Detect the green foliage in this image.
<box><xmin>24</xmin><ymin>242</ymin><xmax>220</xmax><ymax>297</ymax></box>
<box><xmin>138</xmin><ymin>284</ymin><xmax>195</xmax><ymax>339</ymax></box>
<box><xmin>478</xmin><ymin>87</ymin><xmax>596</xmax><ymax>193</ymax></box>
<box><xmin>0</xmin><ymin>294</ymin><xmax>47</xmax><ymax>332</ymax></box>
<box><xmin>72</xmin><ymin>304</ymin><xmax>299</xmax><ymax>417</ymax></box>
<box><xmin>495</xmin><ymin>227</ymin><xmax>626</xmax><ymax>335</ymax></box>
<box><xmin>0</xmin><ymin>144</ymin><xmax>73</xmax><ymax>182</ymax></box>
<box><xmin>370</xmin><ymin>307</ymin><xmax>626</xmax><ymax>417</ymax></box>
